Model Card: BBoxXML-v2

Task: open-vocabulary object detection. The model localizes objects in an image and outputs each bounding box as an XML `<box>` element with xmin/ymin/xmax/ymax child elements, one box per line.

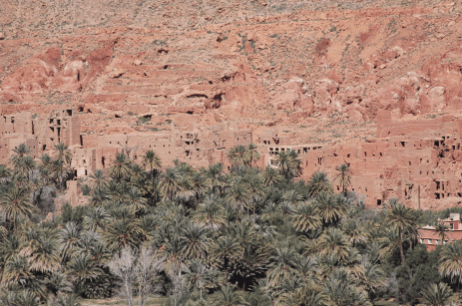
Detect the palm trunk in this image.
<box><xmin>399</xmin><ymin>227</ymin><xmax>405</xmax><ymax>265</ymax></box>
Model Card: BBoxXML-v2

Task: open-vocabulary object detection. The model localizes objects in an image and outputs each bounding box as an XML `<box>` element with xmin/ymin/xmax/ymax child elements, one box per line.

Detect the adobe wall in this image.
<box><xmin>4</xmin><ymin>109</ymin><xmax>462</xmax><ymax>211</ymax></box>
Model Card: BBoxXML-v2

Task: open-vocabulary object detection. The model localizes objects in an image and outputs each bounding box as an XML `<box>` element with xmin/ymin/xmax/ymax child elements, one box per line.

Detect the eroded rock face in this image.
<box><xmin>2</xmin><ymin>0</ymin><xmax>462</xmax><ymax>141</ymax></box>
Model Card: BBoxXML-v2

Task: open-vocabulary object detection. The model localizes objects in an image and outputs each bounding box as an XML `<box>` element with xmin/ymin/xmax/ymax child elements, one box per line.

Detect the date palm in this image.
<box><xmin>385</xmin><ymin>201</ymin><xmax>416</xmax><ymax>265</ymax></box>
<box><xmin>228</xmin><ymin>145</ymin><xmax>247</xmax><ymax>167</ymax></box>
<box><xmin>142</xmin><ymin>150</ymin><xmax>161</xmax><ymax>182</ymax></box>
<box><xmin>209</xmin><ymin>284</ymin><xmax>247</xmax><ymax>306</ymax></box>
<box><xmin>266</xmin><ymin>247</ymin><xmax>297</xmax><ymax>287</ymax></box>
<box><xmin>181</xmin><ymin>223</ymin><xmax>208</xmax><ymax>260</ymax></box>
<box><xmin>435</xmin><ymin>223</ymin><xmax>450</xmax><ymax>243</ymax></box>
<box><xmin>89</xmin><ymin>187</ymin><xmax>109</xmax><ymax>207</ymax></box>
<box><xmin>225</xmin><ymin>178</ymin><xmax>250</xmax><ymax>216</ymax></box>
<box><xmin>0</xmin><ymin>186</ymin><xmax>34</xmax><ymax>232</ymax></box>
<box><xmin>103</xmin><ymin>216</ymin><xmax>142</xmax><ymax>252</ymax></box>
<box><xmin>244</xmin><ymin>143</ymin><xmax>260</xmax><ymax>168</ymax></box>
<box><xmin>0</xmin><ymin>165</ymin><xmax>11</xmax><ymax>184</ymax></box>
<box><xmin>262</xmin><ymin>166</ymin><xmax>282</xmax><ymax>187</ymax></box>
<box><xmin>314</xmin><ymin>193</ymin><xmax>348</xmax><ymax>226</ymax></box>
<box><xmin>323</xmin><ymin>269</ymin><xmax>371</xmax><ymax>306</ymax></box>
<box><xmin>420</xmin><ymin>282</ymin><xmax>455</xmax><ymax>306</ymax></box>
<box><xmin>192</xmin><ymin>195</ymin><xmax>226</xmax><ymax>231</ymax></box>
<box><xmin>205</xmin><ymin>163</ymin><xmax>225</xmax><ymax>193</ymax></box>
<box><xmin>292</xmin><ymin>201</ymin><xmax>322</xmax><ymax>232</ymax></box>
<box><xmin>109</xmin><ymin>152</ymin><xmax>132</xmax><ymax>182</ymax></box>
<box><xmin>67</xmin><ymin>254</ymin><xmax>102</xmax><ymax>282</ymax></box>
<box><xmin>59</xmin><ymin>222</ymin><xmax>81</xmax><ymax>263</ymax></box>
<box><xmin>209</xmin><ymin>236</ymin><xmax>242</xmax><ymax>282</ymax></box>
<box><xmin>14</xmin><ymin>290</ymin><xmax>40</xmax><ymax>306</ymax></box>
<box><xmin>334</xmin><ymin>164</ymin><xmax>352</xmax><ymax>196</ymax></box>
<box><xmin>82</xmin><ymin>207</ymin><xmax>109</xmax><ymax>232</ymax></box>
<box><xmin>53</xmin><ymin>142</ymin><xmax>72</xmax><ymax>190</ymax></box>
<box><xmin>89</xmin><ymin>169</ymin><xmax>108</xmax><ymax>189</ymax></box>
<box><xmin>439</xmin><ymin>239</ymin><xmax>462</xmax><ymax>285</ymax></box>
<box><xmin>159</xmin><ymin>168</ymin><xmax>182</xmax><ymax>201</ymax></box>
<box><xmin>278</xmin><ymin>285</ymin><xmax>328</xmax><ymax>306</ymax></box>
<box><xmin>342</xmin><ymin>219</ymin><xmax>367</xmax><ymax>247</ymax></box>
<box><xmin>20</xmin><ymin>229</ymin><xmax>60</xmax><ymax>274</ymax></box>
<box><xmin>307</xmin><ymin>172</ymin><xmax>333</xmax><ymax>198</ymax></box>
<box><xmin>317</xmin><ymin>228</ymin><xmax>351</xmax><ymax>261</ymax></box>
<box><xmin>277</xmin><ymin>151</ymin><xmax>302</xmax><ymax>179</ymax></box>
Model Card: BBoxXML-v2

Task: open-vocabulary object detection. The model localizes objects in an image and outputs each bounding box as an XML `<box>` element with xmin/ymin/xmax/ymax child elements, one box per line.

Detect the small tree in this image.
<box><xmin>108</xmin><ymin>248</ymin><xmax>136</xmax><ymax>306</ymax></box>
<box><xmin>135</xmin><ymin>246</ymin><xmax>161</xmax><ymax>306</ymax></box>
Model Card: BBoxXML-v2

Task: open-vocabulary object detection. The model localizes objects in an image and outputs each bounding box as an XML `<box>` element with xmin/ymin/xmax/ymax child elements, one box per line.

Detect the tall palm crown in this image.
<box><xmin>384</xmin><ymin>200</ymin><xmax>416</xmax><ymax>265</ymax></box>
<box><xmin>307</xmin><ymin>171</ymin><xmax>333</xmax><ymax>198</ymax></box>
<box><xmin>0</xmin><ymin>186</ymin><xmax>34</xmax><ymax>232</ymax></box>
<box><xmin>228</xmin><ymin>145</ymin><xmax>247</xmax><ymax>167</ymax></box>
<box><xmin>109</xmin><ymin>152</ymin><xmax>132</xmax><ymax>182</ymax></box>
<box><xmin>244</xmin><ymin>143</ymin><xmax>261</xmax><ymax>168</ymax></box>
<box><xmin>439</xmin><ymin>239</ymin><xmax>462</xmax><ymax>285</ymax></box>
<box><xmin>334</xmin><ymin>164</ymin><xmax>352</xmax><ymax>196</ymax></box>
<box><xmin>143</xmin><ymin>150</ymin><xmax>161</xmax><ymax>181</ymax></box>
<box><xmin>435</xmin><ymin>222</ymin><xmax>450</xmax><ymax>243</ymax></box>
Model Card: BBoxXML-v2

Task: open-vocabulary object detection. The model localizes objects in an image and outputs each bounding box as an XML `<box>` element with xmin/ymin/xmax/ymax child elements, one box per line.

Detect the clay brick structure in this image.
<box><xmin>419</xmin><ymin>213</ymin><xmax>462</xmax><ymax>251</ymax></box>
<box><xmin>3</xmin><ymin>109</ymin><xmax>462</xmax><ymax>211</ymax></box>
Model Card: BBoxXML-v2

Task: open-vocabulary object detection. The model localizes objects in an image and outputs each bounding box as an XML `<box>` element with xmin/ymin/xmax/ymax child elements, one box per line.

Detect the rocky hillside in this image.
<box><xmin>1</xmin><ymin>0</ymin><xmax>462</xmax><ymax>144</ymax></box>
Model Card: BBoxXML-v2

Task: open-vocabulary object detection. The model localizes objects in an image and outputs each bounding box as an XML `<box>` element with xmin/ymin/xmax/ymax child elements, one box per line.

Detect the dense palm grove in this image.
<box><xmin>2</xmin><ymin>143</ymin><xmax>462</xmax><ymax>305</ymax></box>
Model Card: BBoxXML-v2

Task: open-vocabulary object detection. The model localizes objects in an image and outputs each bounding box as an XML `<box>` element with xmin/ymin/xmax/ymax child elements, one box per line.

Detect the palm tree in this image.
<box><xmin>89</xmin><ymin>169</ymin><xmax>108</xmax><ymax>189</ymax></box>
<box><xmin>245</xmin><ymin>143</ymin><xmax>260</xmax><ymax>168</ymax></box>
<box><xmin>225</xmin><ymin>178</ymin><xmax>250</xmax><ymax>216</ymax></box>
<box><xmin>59</xmin><ymin>222</ymin><xmax>81</xmax><ymax>263</ymax></box>
<box><xmin>20</xmin><ymin>229</ymin><xmax>61</xmax><ymax>274</ymax></box>
<box><xmin>50</xmin><ymin>293</ymin><xmax>82</xmax><ymax>306</ymax></box>
<box><xmin>159</xmin><ymin>168</ymin><xmax>182</xmax><ymax>201</ymax></box>
<box><xmin>82</xmin><ymin>207</ymin><xmax>109</xmax><ymax>232</ymax></box>
<box><xmin>323</xmin><ymin>269</ymin><xmax>371</xmax><ymax>306</ymax></box>
<box><xmin>181</xmin><ymin>223</ymin><xmax>208</xmax><ymax>260</ymax></box>
<box><xmin>277</xmin><ymin>151</ymin><xmax>302</xmax><ymax>179</ymax></box>
<box><xmin>317</xmin><ymin>228</ymin><xmax>351</xmax><ymax>261</ymax></box>
<box><xmin>228</xmin><ymin>145</ymin><xmax>247</xmax><ymax>167</ymax></box>
<box><xmin>14</xmin><ymin>290</ymin><xmax>40</xmax><ymax>306</ymax></box>
<box><xmin>10</xmin><ymin>143</ymin><xmax>31</xmax><ymax>172</ymax></box>
<box><xmin>439</xmin><ymin>240</ymin><xmax>462</xmax><ymax>285</ymax></box>
<box><xmin>307</xmin><ymin>172</ymin><xmax>333</xmax><ymax>198</ymax></box>
<box><xmin>0</xmin><ymin>186</ymin><xmax>34</xmax><ymax>232</ymax></box>
<box><xmin>205</xmin><ymin>163</ymin><xmax>225</xmax><ymax>193</ymax></box>
<box><xmin>292</xmin><ymin>202</ymin><xmax>322</xmax><ymax>232</ymax></box>
<box><xmin>142</xmin><ymin>150</ymin><xmax>161</xmax><ymax>182</ymax></box>
<box><xmin>385</xmin><ymin>200</ymin><xmax>416</xmax><ymax>265</ymax></box>
<box><xmin>109</xmin><ymin>152</ymin><xmax>132</xmax><ymax>182</ymax></box>
<box><xmin>334</xmin><ymin>164</ymin><xmax>352</xmax><ymax>196</ymax></box>
<box><xmin>193</xmin><ymin>195</ymin><xmax>226</xmax><ymax>231</ymax></box>
<box><xmin>53</xmin><ymin>142</ymin><xmax>72</xmax><ymax>189</ymax></box>
<box><xmin>420</xmin><ymin>282</ymin><xmax>455</xmax><ymax>306</ymax></box>
<box><xmin>209</xmin><ymin>284</ymin><xmax>247</xmax><ymax>306</ymax></box>
<box><xmin>435</xmin><ymin>223</ymin><xmax>451</xmax><ymax>244</ymax></box>
<box><xmin>262</xmin><ymin>166</ymin><xmax>282</xmax><ymax>187</ymax></box>
<box><xmin>342</xmin><ymin>219</ymin><xmax>367</xmax><ymax>247</ymax></box>
<box><xmin>278</xmin><ymin>285</ymin><xmax>328</xmax><ymax>306</ymax></box>
<box><xmin>0</xmin><ymin>165</ymin><xmax>11</xmax><ymax>184</ymax></box>
<box><xmin>266</xmin><ymin>247</ymin><xmax>297</xmax><ymax>287</ymax></box>
<box><xmin>209</xmin><ymin>236</ymin><xmax>242</xmax><ymax>282</ymax></box>
<box><xmin>67</xmin><ymin>254</ymin><xmax>102</xmax><ymax>283</ymax></box>
<box><xmin>103</xmin><ymin>215</ymin><xmax>142</xmax><ymax>252</ymax></box>
<box><xmin>314</xmin><ymin>193</ymin><xmax>348</xmax><ymax>226</ymax></box>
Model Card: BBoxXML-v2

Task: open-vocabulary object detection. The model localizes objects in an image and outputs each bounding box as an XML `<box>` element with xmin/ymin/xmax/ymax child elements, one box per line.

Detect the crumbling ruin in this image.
<box><xmin>3</xmin><ymin>108</ymin><xmax>462</xmax><ymax>210</ymax></box>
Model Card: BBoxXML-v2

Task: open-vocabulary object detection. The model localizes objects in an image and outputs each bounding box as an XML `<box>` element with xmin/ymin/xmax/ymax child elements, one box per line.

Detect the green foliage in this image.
<box><xmin>1</xmin><ymin>143</ymin><xmax>462</xmax><ymax>305</ymax></box>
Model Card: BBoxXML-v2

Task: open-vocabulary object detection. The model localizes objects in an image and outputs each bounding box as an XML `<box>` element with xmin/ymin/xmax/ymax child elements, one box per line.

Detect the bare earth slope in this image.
<box><xmin>2</xmin><ymin>0</ymin><xmax>462</xmax><ymax>143</ymax></box>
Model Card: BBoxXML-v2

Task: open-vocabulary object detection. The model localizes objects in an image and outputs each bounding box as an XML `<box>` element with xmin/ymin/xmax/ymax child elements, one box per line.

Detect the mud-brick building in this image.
<box><xmin>419</xmin><ymin>213</ymin><xmax>462</xmax><ymax>251</ymax></box>
<box><xmin>0</xmin><ymin>109</ymin><xmax>80</xmax><ymax>163</ymax></box>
